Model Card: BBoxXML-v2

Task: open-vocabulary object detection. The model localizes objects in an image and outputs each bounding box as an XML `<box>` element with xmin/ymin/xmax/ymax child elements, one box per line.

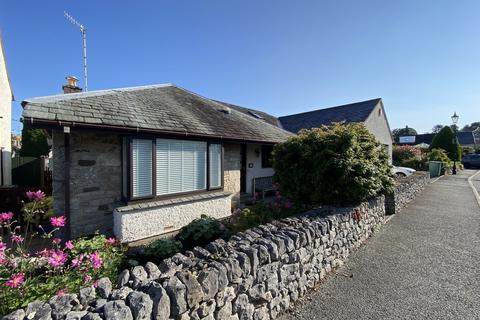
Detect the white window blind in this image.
<box><xmin>132</xmin><ymin>139</ymin><xmax>153</xmax><ymax>198</ymax></box>
<box><xmin>209</xmin><ymin>144</ymin><xmax>222</xmax><ymax>188</ymax></box>
<box><xmin>156</xmin><ymin>139</ymin><xmax>206</xmax><ymax>196</ymax></box>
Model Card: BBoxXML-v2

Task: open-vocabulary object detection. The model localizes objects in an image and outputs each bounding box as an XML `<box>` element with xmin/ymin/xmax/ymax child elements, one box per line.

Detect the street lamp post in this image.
<box><xmin>451</xmin><ymin>112</ymin><xmax>459</xmax><ymax>175</ymax></box>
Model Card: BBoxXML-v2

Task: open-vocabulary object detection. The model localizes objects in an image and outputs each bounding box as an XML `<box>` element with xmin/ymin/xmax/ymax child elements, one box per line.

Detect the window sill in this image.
<box><xmin>117</xmin><ymin>191</ymin><xmax>232</xmax><ymax>213</ymax></box>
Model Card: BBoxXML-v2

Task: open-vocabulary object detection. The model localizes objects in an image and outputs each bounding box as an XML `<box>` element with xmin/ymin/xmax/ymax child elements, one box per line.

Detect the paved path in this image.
<box><xmin>281</xmin><ymin>170</ymin><xmax>480</xmax><ymax>320</ymax></box>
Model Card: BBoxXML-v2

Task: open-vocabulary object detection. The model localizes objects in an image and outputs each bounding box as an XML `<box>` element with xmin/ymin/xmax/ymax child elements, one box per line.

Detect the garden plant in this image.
<box><xmin>0</xmin><ymin>191</ymin><xmax>126</xmax><ymax>315</ymax></box>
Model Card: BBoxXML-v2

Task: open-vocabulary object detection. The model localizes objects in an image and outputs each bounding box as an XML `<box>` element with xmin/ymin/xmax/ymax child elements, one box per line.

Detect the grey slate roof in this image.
<box><xmin>22</xmin><ymin>84</ymin><xmax>292</xmax><ymax>144</ymax></box>
<box><xmin>212</xmin><ymin>100</ymin><xmax>281</xmax><ymax>127</ymax></box>
<box><xmin>403</xmin><ymin>132</ymin><xmax>476</xmax><ymax>146</ymax></box>
<box><xmin>278</xmin><ymin>98</ymin><xmax>381</xmax><ymax>133</ymax></box>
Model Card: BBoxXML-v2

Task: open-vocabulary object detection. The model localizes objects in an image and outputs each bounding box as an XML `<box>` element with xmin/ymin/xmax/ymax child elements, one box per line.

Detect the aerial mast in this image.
<box><xmin>64</xmin><ymin>11</ymin><xmax>88</xmax><ymax>91</ymax></box>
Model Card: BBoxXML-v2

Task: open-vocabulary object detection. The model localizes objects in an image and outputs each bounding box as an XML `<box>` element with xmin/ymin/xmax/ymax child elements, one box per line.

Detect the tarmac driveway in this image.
<box><xmin>281</xmin><ymin>170</ymin><xmax>480</xmax><ymax>320</ymax></box>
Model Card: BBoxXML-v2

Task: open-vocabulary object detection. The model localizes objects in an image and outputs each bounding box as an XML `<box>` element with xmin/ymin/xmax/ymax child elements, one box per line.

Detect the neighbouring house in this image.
<box><xmin>0</xmin><ymin>31</ymin><xmax>14</xmax><ymax>186</ymax></box>
<box><xmin>398</xmin><ymin>132</ymin><xmax>477</xmax><ymax>149</ymax></box>
<box><xmin>21</xmin><ymin>81</ymin><xmax>292</xmax><ymax>242</ymax></box>
<box><xmin>278</xmin><ymin>98</ymin><xmax>394</xmax><ymax>160</ymax></box>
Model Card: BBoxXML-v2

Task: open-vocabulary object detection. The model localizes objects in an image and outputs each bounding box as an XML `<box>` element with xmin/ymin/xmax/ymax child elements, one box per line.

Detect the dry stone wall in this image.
<box><xmin>3</xmin><ymin>197</ymin><xmax>386</xmax><ymax>320</ymax></box>
<box><xmin>385</xmin><ymin>172</ymin><xmax>429</xmax><ymax>215</ymax></box>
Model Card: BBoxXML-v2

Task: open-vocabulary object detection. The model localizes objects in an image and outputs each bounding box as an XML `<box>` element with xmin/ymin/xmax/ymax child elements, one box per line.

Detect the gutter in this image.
<box><xmin>21</xmin><ymin>117</ymin><xmax>286</xmax><ymax>145</ymax></box>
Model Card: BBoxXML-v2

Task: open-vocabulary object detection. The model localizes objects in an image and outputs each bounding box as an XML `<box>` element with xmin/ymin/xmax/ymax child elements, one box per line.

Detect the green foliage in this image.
<box><xmin>21</xmin><ymin>196</ymin><xmax>53</xmax><ymax>225</ymax></box>
<box><xmin>462</xmin><ymin>146</ymin><xmax>474</xmax><ymax>155</ymax></box>
<box><xmin>20</xmin><ymin>126</ymin><xmax>49</xmax><ymax>158</ymax></box>
<box><xmin>461</xmin><ymin>121</ymin><xmax>480</xmax><ymax>132</ymax></box>
<box><xmin>228</xmin><ymin>196</ymin><xmax>303</xmax><ymax>233</ymax></box>
<box><xmin>430</xmin><ymin>126</ymin><xmax>461</xmax><ymax>161</ymax></box>
<box><xmin>0</xmin><ymin>232</ymin><xmax>126</xmax><ymax>315</ymax></box>
<box><xmin>272</xmin><ymin>123</ymin><xmax>395</xmax><ymax>206</ymax></box>
<box><xmin>176</xmin><ymin>215</ymin><xmax>228</xmax><ymax>250</ymax></box>
<box><xmin>392</xmin><ymin>126</ymin><xmax>418</xmax><ymax>143</ymax></box>
<box><xmin>428</xmin><ymin>148</ymin><xmax>452</xmax><ymax>169</ymax></box>
<box><xmin>144</xmin><ymin>239</ymin><xmax>182</xmax><ymax>263</ymax></box>
<box><xmin>431</xmin><ymin>124</ymin><xmax>444</xmax><ymax>134</ymax></box>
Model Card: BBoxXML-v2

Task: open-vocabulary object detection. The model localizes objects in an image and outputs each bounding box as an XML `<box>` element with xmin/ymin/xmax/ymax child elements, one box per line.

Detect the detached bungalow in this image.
<box><xmin>22</xmin><ymin>81</ymin><xmax>292</xmax><ymax>242</ymax></box>
<box><xmin>278</xmin><ymin>98</ymin><xmax>393</xmax><ymax>161</ymax></box>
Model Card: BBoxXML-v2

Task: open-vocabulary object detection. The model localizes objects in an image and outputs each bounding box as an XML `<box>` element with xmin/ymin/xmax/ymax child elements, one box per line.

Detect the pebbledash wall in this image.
<box><xmin>385</xmin><ymin>172</ymin><xmax>429</xmax><ymax>215</ymax></box>
<box><xmin>3</xmin><ymin>196</ymin><xmax>386</xmax><ymax>320</ymax></box>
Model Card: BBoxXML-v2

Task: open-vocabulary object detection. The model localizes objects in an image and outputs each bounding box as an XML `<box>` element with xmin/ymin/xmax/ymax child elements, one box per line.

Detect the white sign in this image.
<box><xmin>399</xmin><ymin>136</ymin><xmax>415</xmax><ymax>143</ymax></box>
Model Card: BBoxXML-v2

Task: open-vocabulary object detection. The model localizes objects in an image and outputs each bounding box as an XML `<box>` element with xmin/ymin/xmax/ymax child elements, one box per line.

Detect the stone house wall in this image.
<box><xmin>52</xmin><ymin>129</ymin><xmax>123</xmax><ymax>238</ymax></box>
<box><xmin>385</xmin><ymin>171</ymin><xmax>430</xmax><ymax>215</ymax></box>
<box><xmin>52</xmin><ymin>133</ymin><xmax>245</xmax><ymax>238</ymax></box>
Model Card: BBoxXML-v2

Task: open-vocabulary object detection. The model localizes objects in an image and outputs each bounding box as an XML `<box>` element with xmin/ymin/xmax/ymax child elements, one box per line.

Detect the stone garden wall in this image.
<box><xmin>385</xmin><ymin>172</ymin><xmax>429</xmax><ymax>215</ymax></box>
<box><xmin>3</xmin><ymin>197</ymin><xmax>386</xmax><ymax>320</ymax></box>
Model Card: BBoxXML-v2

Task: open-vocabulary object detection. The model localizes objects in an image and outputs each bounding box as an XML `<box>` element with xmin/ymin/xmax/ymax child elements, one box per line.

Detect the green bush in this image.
<box><xmin>430</xmin><ymin>126</ymin><xmax>462</xmax><ymax>161</ymax></box>
<box><xmin>228</xmin><ymin>195</ymin><xmax>303</xmax><ymax>233</ymax></box>
<box><xmin>272</xmin><ymin>123</ymin><xmax>395</xmax><ymax>206</ymax></box>
<box><xmin>176</xmin><ymin>215</ymin><xmax>228</xmax><ymax>250</ymax></box>
<box><xmin>428</xmin><ymin>148</ymin><xmax>452</xmax><ymax>170</ymax></box>
<box><xmin>144</xmin><ymin>239</ymin><xmax>182</xmax><ymax>263</ymax></box>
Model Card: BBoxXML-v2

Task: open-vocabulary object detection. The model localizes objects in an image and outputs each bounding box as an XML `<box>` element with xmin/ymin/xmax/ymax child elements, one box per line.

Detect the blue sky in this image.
<box><xmin>1</xmin><ymin>0</ymin><xmax>479</xmax><ymax>135</ymax></box>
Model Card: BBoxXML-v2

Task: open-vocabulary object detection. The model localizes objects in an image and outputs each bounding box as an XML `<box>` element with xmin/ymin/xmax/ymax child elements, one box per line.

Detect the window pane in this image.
<box><xmin>156</xmin><ymin>139</ymin><xmax>206</xmax><ymax>196</ymax></box>
<box><xmin>209</xmin><ymin>144</ymin><xmax>222</xmax><ymax>188</ymax></box>
<box><xmin>132</xmin><ymin>139</ymin><xmax>152</xmax><ymax>197</ymax></box>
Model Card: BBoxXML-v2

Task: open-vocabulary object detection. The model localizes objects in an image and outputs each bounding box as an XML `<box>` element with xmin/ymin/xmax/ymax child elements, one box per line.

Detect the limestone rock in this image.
<box><xmin>117</xmin><ymin>269</ymin><xmax>130</xmax><ymax>287</ymax></box>
<box><xmin>96</xmin><ymin>277</ymin><xmax>112</xmax><ymax>299</ymax></box>
<box><xmin>144</xmin><ymin>262</ymin><xmax>161</xmax><ymax>281</ymax></box>
<box><xmin>103</xmin><ymin>300</ymin><xmax>133</xmax><ymax>320</ymax></box>
<box><xmin>25</xmin><ymin>300</ymin><xmax>52</xmax><ymax>320</ymax></box>
<box><xmin>127</xmin><ymin>291</ymin><xmax>153</xmax><ymax>320</ymax></box>
<box><xmin>146</xmin><ymin>282</ymin><xmax>170</xmax><ymax>320</ymax></box>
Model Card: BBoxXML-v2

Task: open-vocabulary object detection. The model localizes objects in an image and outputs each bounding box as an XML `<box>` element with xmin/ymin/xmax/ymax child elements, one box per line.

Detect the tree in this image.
<box><xmin>461</xmin><ymin>122</ymin><xmax>480</xmax><ymax>132</ymax></box>
<box><xmin>429</xmin><ymin>126</ymin><xmax>461</xmax><ymax>161</ymax></box>
<box><xmin>431</xmin><ymin>124</ymin><xmax>443</xmax><ymax>134</ymax></box>
<box><xmin>392</xmin><ymin>126</ymin><xmax>418</xmax><ymax>143</ymax></box>
<box><xmin>272</xmin><ymin>123</ymin><xmax>394</xmax><ymax>206</ymax></box>
<box><xmin>20</xmin><ymin>125</ymin><xmax>49</xmax><ymax>158</ymax></box>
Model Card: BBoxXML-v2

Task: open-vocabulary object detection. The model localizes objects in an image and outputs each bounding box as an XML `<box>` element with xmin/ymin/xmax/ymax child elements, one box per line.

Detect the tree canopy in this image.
<box><xmin>20</xmin><ymin>126</ymin><xmax>49</xmax><ymax>158</ymax></box>
<box><xmin>461</xmin><ymin>122</ymin><xmax>480</xmax><ymax>132</ymax></box>
<box><xmin>430</xmin><ymin>126</ymin><xmax>461</xmax><ymax>161</ymax></box>
<box><xmin>392</xmin><ymin>126</ymin><xmax>418</xmax><ymax>143</ymax></box>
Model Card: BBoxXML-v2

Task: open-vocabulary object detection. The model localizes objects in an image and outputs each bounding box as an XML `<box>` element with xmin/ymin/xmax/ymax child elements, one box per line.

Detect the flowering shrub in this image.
<box><xmin>392</xmin><ymin>145</ymin><xmax>428</xmax><ymax>170</ymax></box>
<box><xmin>0</xmin><ymin>191</ymin><xmax>126</xmax><ymax>315</ymax></box>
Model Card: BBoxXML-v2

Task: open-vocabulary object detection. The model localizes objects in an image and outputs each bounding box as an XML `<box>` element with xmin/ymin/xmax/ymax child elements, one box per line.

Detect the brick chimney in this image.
<box><xmin>62</xmin><ymin>76</ymin><xmax>82</xmax><ymax>94</ymax></box>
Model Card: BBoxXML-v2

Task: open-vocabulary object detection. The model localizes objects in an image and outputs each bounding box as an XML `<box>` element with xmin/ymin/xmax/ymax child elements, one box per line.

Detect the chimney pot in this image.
<box><xmin>63</xmin><ymin>75</ymin><xmax>82</xmax><ymax>94</ymax></box>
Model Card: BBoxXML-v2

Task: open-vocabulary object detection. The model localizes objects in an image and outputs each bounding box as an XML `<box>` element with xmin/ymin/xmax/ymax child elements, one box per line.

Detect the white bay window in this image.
<box><xmin>129</xmin><ymin>138</ymin><xmax>222</xmax><ymax>199</ymax></box>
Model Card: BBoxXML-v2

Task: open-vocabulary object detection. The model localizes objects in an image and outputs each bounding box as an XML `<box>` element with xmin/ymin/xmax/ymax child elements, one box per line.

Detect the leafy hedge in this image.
<box><xmin>272</xmin><ymin>123</ymin><xmax>395</xmax><ymax>206</ymax></box>
<box><xmin>430</xmin><ymin>126</ymin><xmax>462</xmax><ymax>161</ymax></box>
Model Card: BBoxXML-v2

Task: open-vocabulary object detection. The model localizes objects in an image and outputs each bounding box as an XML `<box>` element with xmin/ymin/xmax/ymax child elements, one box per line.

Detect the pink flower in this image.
<box><xmin>26</xmin><ymin>190</ymin><xmax>46</xmax><ymax>201</ymax></box>
<box><xmin>84</xmin><ymin>274</ymin><xmax>92</xmax><ymax>283</ymax></box>
<box><xmin>65</xmin><ymin>241</ymin><xmax>74</xmax><ymax>250</ymax></box>
<box><xmin>5</xmin><ymin>273</ymin><xmax>25</xmax><ymax>288</ymax></box>
<box><xmin>0</xmin><ymin>241</ymin><xmax>6</xmax><ymax>252</ymax></box>
<box><xmin>71</xmin><ymin>253</ymin><xmax>84</xmax><ymax>268</ymax></box>
<box><xmin>50</xmin><ymin>216</ymin><xmax>66</xmax><ymax>227</ymax></box>
<box><xmin>0</xmin><ymin>212</ymin><xmax>14</xmax><ymax>223</ymax></box>
<box><xmin>48</xmin><ymin>250</ymin><xmax>68</xmax><ymax>268</ymax></box>
<box><xmin>105</xmin><ymin>237</ymin><xmax>117</xmax><ymax>246</ymax></box>
<box><xmin>52</xmin><ymin>238</ymin><xmax>61</xmax><ymax>245</ymax></box>
<box><xmin>0</xmin><ymin>252</ymin><xmax>6</xmax><ymax>265</ymax></box>
<box><xmin>89</xmin><ymin>251</ymin><xmax>103</xmax><ymax>269</ymax></box>
<box><xmin>56</xmin><ymin>288</ymin><xmax>67</xmax><ymax>296</ymax></box>
<box><xmin>36</xmin><ymin>248</ymin><xmax>51</xmax><ymax>257</ymax></box>
<box><xmin>11</xmin><ymin>234</ymin><xmax>24</xmax><ymax>244</ymax></box>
